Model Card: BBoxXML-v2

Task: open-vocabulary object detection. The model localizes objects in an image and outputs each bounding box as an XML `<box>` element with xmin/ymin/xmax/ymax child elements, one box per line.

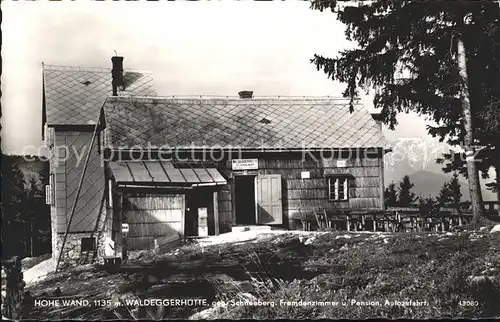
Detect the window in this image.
<box><xmin>328</xmin><ymin>177</ymin><xmax>349</xmax><ymax>201</ymax></box>
<box><xmin>81</xmin><ymin>237</ymin><xmax>96</xmax><ymax>252</ymax></box>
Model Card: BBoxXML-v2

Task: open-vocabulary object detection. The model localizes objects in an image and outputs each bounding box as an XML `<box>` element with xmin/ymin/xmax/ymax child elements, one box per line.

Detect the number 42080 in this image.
<box><xmin>459</xmin><ymin>300</ymin><xmax>479</xmax><ymax>307</ymax></box>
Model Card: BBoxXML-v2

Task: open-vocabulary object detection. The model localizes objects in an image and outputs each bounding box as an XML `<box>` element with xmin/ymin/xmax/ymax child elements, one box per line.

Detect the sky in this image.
<box><xmin>2</xmin><ymin>0</ymin><xmax>433</xmax><ymax>156</ymax></box>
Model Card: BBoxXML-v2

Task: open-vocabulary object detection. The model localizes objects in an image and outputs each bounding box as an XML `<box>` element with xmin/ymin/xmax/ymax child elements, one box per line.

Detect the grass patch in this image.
<box><xmin>214</xmin><ymin>232</ymin><xmax>500</xmax><ymax>319</ymax></box>
<box><xmin>22</xmin><ymin>231</ymin><xmax>500</xmax><ymax>319</ymax></box>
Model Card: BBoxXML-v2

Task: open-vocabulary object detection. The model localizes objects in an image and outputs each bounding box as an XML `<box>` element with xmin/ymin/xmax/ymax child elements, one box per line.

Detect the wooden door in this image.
<box><xmin>255</xmin><ymin>174</ymin><xmax>283</xmax><ymax>224</ymax></box>
<box><xmin>123</xmin><ymin>194</ymin><xmax>185</xmax><ymax>250</ymax></box>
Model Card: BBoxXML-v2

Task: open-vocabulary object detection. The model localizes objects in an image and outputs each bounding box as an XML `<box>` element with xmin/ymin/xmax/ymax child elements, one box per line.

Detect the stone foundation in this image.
<box><xmin>51</xmin><ymin>205</ymin><xmax>111</xmax><ymax>267</ymax></box>
<box><xmin>53</xmin><ymin>232</ymin><xmax>107</xmax><ymax>267</ymax></box>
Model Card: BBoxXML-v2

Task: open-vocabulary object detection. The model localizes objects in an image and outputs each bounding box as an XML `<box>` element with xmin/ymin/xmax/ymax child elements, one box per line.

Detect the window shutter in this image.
<box><xmin>334</xmin><ymin>178</ymin><xmax>339</xmax><ymax>200</ymax></box>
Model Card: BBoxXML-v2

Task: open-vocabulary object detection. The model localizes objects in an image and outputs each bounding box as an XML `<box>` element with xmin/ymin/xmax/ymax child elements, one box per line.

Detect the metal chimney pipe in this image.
<box><xmin>238</xmin><ymin>91</ymin><xmax>253</xmax><ymax>99</ymax></box>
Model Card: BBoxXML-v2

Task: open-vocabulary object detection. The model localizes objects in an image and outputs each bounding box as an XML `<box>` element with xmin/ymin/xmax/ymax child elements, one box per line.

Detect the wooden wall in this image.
<box><xmin>52</xmin><ymin>130</ymin><xmax>105</xmax><ymax>233</ymax></box>
<box><xmin>103</xmin><ymin>149</ymin><xmax>384</xmax><ymax>234</ymax></box>
<box><xmin>213</xmin><ymin>150</ymin><xmax>384</xmax><ymax>228</ymax></box>
<box><xmin>122</xmin><ymin>193</ymin><xmax>185</xmax><ymax>250</ymax></box>
<box><xmin>52</xmin><ymin>131</ymin><xmax>66</xmax><ymax>233</ymax></box>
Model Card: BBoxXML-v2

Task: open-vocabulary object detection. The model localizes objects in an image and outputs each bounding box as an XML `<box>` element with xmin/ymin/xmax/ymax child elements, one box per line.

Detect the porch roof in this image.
<box><xmin>109</xmin><ymin>160</ymin><xmax>227</xmax><ymax>187</ymax></box>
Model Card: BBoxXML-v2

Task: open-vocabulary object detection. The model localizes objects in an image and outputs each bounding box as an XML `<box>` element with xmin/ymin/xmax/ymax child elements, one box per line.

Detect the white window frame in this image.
<box><xmin>328</xmin><ymin>177</ymin><xmax>349</xmax><ymax>201</ymax></box>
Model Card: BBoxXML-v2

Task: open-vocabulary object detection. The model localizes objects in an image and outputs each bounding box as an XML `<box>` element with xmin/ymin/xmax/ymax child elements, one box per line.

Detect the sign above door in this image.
<box><xmin>232</xmin><ymin>159</ymin><xmax>259</xmax><ymax>170</ymax></box>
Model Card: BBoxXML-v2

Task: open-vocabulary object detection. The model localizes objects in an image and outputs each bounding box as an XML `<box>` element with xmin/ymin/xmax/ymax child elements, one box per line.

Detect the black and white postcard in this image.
<box><xmin>2</xmin><ymin>0</ymin><xmax>500</xmax><ymax>320</ymax></box>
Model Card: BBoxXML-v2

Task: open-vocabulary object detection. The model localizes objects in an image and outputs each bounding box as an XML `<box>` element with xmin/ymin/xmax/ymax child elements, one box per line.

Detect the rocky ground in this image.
<box><xmin>18</xmin><ymin>226</ymin><xmax>500</xmax><ymax>320</ymax></box>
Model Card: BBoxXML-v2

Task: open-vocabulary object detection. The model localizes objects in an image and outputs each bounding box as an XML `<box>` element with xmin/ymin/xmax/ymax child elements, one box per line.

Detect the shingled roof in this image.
<box><xmin>42</xmin><ymin>65</ymin><xmax>156</xmax><ymax>127</ymax></box>
<box><xmin>102</xmin><ymin>96</ymin><xmax>388</xmax><ymax>149</ymax></box>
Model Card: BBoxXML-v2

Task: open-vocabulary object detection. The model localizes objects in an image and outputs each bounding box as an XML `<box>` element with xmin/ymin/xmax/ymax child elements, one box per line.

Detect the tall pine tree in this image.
<box><xmin>1</xmin><ymin>156</ymin><xmax>28</xmax><ymax>258</ymax></box>
<box><xmin>437</xmin><ymin>18</ymin><xmax>500</xmax><ymax>202</ymax></box>
<box><xmin>437</xmin><ymin>181</ymin><xmax>453</xmax><ymax>205</ymax></box>
<box><xmin>2</xmin><ymin>155</ymin><xmax>51</xmax><ymax>258</ymax></box>
<box><xmin>310</xmin><ymin>0</ymin><xmax>500</xmax><ymax>222</ymax></box>
<box><xmin>448</xmin><ymin>172</ymin><xmax>462</xmax><ymax>204</ymax></box>
<box><xmin>384</xmin><ymin>182</ymin><xmax>398</xmax><ymax>208</ymax></box>
<box><xmin>397</xmin><ymin>175</ymin><xmax>418</xmax><ymax>207</ymax></box>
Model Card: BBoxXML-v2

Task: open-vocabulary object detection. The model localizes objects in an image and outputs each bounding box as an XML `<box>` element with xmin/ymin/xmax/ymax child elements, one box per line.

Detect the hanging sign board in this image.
<box><xmin>336</xmin><ymin>160</ymin><xmax>348</xmax><ymax>168</ymax></box>
<box><xmin>121</xmin><ymin>223</ymin><xmax>129</xmax><ymax>233</ymax></box>
<box><xmin>232</xmin><ymin>159</ymin><xmax>258</xmax><ymax>170</ymax></box>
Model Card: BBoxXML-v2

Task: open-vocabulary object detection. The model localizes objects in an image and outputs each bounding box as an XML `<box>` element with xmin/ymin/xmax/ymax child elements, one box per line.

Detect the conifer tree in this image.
<box><xmin>2</xmin><ymin>156</ymin><xmax>28</xmax><ymax>258</ymax></box>
<box><xmin>310</xmin><ymin>0</ymin><xmax>500</xmax><ymax>222</ymax></box>
<box><xmin>397</xmin><ymin>175</ymin><xmax>418</xmax><ymax>207</ymax></box>
<box><xmin>437</xmin><ymin>182</ymin><xmax>453</xmax><ymax>205</ymax></box>
<box><xmin>448</xmin><ymin>172</ymin><xmax>462</xmax><ymax>204</ymax></box>
<box><xmin>384</xmin><ymin>182</ymin><xmax>398</xmax><ymax>208</ymax></box>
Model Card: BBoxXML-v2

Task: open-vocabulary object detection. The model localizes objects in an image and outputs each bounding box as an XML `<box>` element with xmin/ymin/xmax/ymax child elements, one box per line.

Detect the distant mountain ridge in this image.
<box><xmin>409</xmin><ymin>170</ymin><xmax>469</xmax><ymax>201</ymax></box>
<box><xmin>386</xmin><ymin>170</ymin><xmax>496</xmax><ymax>202</ymax></box>
<box><xmin>383</xmin><ymin>139</ymin><xmax>497</xmax><ymax>202</ymax></box>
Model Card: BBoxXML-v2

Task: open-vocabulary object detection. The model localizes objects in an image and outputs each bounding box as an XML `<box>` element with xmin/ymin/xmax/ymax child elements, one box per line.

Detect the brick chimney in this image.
<box><xmin>238</xmin><ymin>91</ymin><xmax>253</xmax><ymax>99</ymax></box>
<box><xmin>111</xmin><ymin>56</ymin><xmax>124</xmax><ymax>96</ymax></box>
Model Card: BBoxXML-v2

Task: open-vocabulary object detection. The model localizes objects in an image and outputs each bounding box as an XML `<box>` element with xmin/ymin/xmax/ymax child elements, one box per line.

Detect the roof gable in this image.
<box><xmin>42</xmin><ymin>65</ymin><xmax>156</xmax><ymax>126</ymax></box>
<box><xmin>103</xmin><ymin>96</ymin><xmax>388</xmax><ymax>149</ymax></box>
